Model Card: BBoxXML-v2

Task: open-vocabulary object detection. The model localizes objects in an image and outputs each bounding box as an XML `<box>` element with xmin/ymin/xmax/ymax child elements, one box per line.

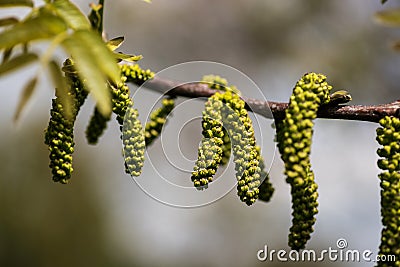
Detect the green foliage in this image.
<box><xmin>376</xmin><ymin>116</ymin><xmax>400</xmax><ymax>266</ymax></box>
<box><xmin>145</xmin><ymin>97</ymin><xmax>175</xmax><ymax>146</ymax></box>
<box><xmin>85</xmin><ymin>63</ymin><xmax>154</xmax><ymax>169</ymax></box>
<box><xmin>0</xmin><ymin>53</ymin><xmax>37</xmax><ymax>75</ymax></box>
<box><xmin>88</xmin><ymin>1</ymin><xmax>104</xmax><ymax>33</ymax></box>
<box><xmin>0</xmin><ymin>17</ymin><xmax>19</xmax><ymax>27</ymax></box>
<box><xmin>375</xmin><ymin>9</ymin><xmax>400</xmax><ymax>27</ymax></box>
<box><xmin>61</xmin><ymin>30</ymin><xmax>119</xmax><ymax>116</ymax></box>
<box><xmin>0</xmin><ymin>0</ymin><xmax>33</xmax><ymax>7</ymax></box>
<box><xmin>50</xmin><ymin>0</ymin><xmax>91</xmax><ymax>30</ymax></box>
<box><xmin>0</xmin><ymin>12</ymin><xmax>67</xmax><ymax>49</ymax></box>
<box><xmin>106</xmin><ymin>37</ymin><xmax>143</xmax><ymax>62</ymax></box>
<box><xmin>13</xmin><ymin>77</ymin><xmax>37</xmax><ymax>122</ymax></box>
<box><xmin>106</xmin><ymin>36</ymin><xmax>124</xmax><ymax>51</ymax></box>
<box><xmin>0</xmin><ymin>0</ymin><xmax>120</xmax><ymax>119</ymax></box>
<box><xmin>43</xmin><ymin>60</ymin><xmax>154</xmax><ymax>182</ymax></box>
<box><xmin>276</xmin><ymin>72</ymin><xmax>332</xmax><ymax>250</ymax></box>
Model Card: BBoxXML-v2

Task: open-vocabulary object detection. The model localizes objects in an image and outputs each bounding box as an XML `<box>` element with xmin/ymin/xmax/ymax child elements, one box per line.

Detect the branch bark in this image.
<box><xmin>139</xmin><ymin>76</ymin><xmax>400</xmax><ymax>123</ymax></box>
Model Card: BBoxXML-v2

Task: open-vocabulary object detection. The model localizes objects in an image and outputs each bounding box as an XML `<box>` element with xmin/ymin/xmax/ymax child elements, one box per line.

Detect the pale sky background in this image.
<box><xmin>1</xmin><ymin>1</ymin><xmax>400</xmax><ymax>266</ymax></box>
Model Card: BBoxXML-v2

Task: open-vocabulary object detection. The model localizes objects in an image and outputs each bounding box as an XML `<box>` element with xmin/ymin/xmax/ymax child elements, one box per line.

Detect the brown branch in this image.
<box><xmin>140</xmin><ymin>76</ymin><xmax>400</xmax><ymax>123</ymax></box>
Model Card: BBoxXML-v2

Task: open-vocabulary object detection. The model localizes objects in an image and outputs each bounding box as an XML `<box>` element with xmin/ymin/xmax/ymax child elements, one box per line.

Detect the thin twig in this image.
<box><xmin>138</xmin><ymin>76</ymin><xmax>400</xmax><ymax>123</ymax></box>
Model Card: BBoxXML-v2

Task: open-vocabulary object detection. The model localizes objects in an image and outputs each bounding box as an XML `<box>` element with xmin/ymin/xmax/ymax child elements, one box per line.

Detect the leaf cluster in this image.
<box><xmin>0</xmin><ymin>0</ymin><xmax>142</xmax><ymax>120</ymax></box>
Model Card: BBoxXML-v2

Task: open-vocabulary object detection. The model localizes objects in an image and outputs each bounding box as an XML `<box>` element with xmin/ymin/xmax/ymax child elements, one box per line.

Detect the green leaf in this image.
<box><xmin>142</xmin><ymin>0</ymin><xmax>152</xmax><ymax>3</ymax></box>
<box><xmin>2</xmin><ymin>46</ymin><xmax>13</xmax><ymax>62</ymax></box>
<box><xmin>382</xmin><ymin>0</ymin><xmax>388</xmax><ymax>4</ymax></box>
<box><xmin>375</xmin><ymin>8</ymin><xmax>400</xmax><ymax>27</ymax></box>
<box><xmin>0</xmin><ymin>13</ymin><xmax>67</xmax><ymax>50</ymax></box>
<box><xmin>0</xmin><ymin>17</ymin><xmax>19</xmax><ymax>27</ymax></box>
<box><xmin>50</xmin><ymin>0</ymin><xmax>91</xmax><ymax>30</ymax></box>
<box><xmin>48</xmin><ymin>60</ymin><xmax>73</xmax><ymax>120</ymax></box>
<box><xmin>88</xmin><ymin>3</ymin><xmax>103</xmax><ymax>33</ymax></box>
<box><xmin>114</xmin><ymin>52</ymin><xmax>143</xmax><ymax>62</ymax></box>
<box><xmin>62</xmin><ymin>31</ymin><xmax>113</xmax><ymax>116</ymax></box>
<box><xmin>13</xmin><ymin>77</ymin><xmax>37</xmax><ymax>122</ymax></box>
<box><xmin>106</xmin><ymin>36</ymin><xmax>124</xmax><ymax>51</ymax></box>
<box><xmin>0</xmin><ymin>53</ymin><xmax>37</xmax><ymax>75</ymax></box>
<box><xmin>71</xmin><ymin>30</ymin><xmax>121</xmax><ymax>84</ymax></box>
<box><xmin>89</xmin><ymin>3</ymin><xmax>102</xmax><ymax>12</ymax></box>
<box><xmin>0</xmin><ymin>0</ymin><xmax>33</xmax><ymax>7</ymax></box>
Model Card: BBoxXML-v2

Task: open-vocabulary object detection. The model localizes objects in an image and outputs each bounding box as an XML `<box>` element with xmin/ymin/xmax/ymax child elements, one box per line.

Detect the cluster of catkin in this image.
<box><xmin>45</xmin><ymin>65</ymin><xmax>400</xmax><ymax>261</ymax></box>
<box><xmin>44</xmin><ymin>60</ymin><xmax>176</xmax><ymax>182</ymax></box>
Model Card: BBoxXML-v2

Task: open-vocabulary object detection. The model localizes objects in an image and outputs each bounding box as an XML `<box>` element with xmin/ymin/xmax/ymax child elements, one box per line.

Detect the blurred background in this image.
<box><xmin>1</xmin><ymin>0</ymin><xmax>400</xmax><ymax>266</ymax></box>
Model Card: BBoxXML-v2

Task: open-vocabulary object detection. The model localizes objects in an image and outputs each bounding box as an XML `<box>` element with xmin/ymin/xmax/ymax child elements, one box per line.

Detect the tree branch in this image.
<box><xmin>140</xmin><ymin>76</ymin><xmax>400</xmax><ymax>123</ymax></box>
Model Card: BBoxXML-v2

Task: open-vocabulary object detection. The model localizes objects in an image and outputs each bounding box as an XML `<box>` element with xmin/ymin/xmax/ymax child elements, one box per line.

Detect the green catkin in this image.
<box><xmin>45</xmin><ymin>99</ymin><xmax>75</xmax><ymax>184</ymax></box>
<box><xmin>85</xmin><ymin>63</ymin><xmax>155</xmax><ymax>145</ymax></box>
<box><xmin>376</xmin><ymin>116</ymin><xmax>400</xmax><ymax>267</ymax></box>
<box><xmin>276</xmin><ymin>72</ymin><xmax>332</xmax><ymax>250</ymax></box>
<box><xmin>201</xmin><ymin>75</ymin><xmax>233</xmax><ymax>165</ymax></box>
<box><xmin>257</xmin><ymin>146</ymin><xmax>274</xmax><ymax>202</ymax></box>
<box><xmin>220</xmin><ymin>128</ymin><xmax>231</xmax><ymax>166</ymax></box>
<box><xmin>62</xmin><ymin>59</ymin><xmax>88</xmax><ymax>109</ymax></box>
<box><xmin>191</xmin><ymin>94</ymin><xmax>225</xmax><ymax>189</ymax></box>
<box><xmin>220</xmin><ymin>91</ymin><xmax>262</xmax><ymax>205</ymax></box>
<box><xmin>120</xmin><ymin>64</ymin><xmax>154</xmax><ymax>85</ymax></box>
<box><xmin>201</xmin><ymin>74</ymin><xmax>241</xmax><ymax>95</ymax></box>
<box><xmin>85</xmin><ymin>106</ymin><xmax>112</xmax><ymax>145</ymax></box>
<box><xmin>44</xmin><ymin>59</ymin><xmax>88</xmax><ymax>183</ymax></box>
<box><xmin>191</xmin><ymin>75</ymin><xmax>237</xmax><ymax>189</ymax></box>
<box><xmin>111</xmin><ymin>76</ymin><xmax>132</xmax><ymax>125</ymax></box>
<box><xmin>122</xmin><ymin>107</ymin><xmax>146</xmax><ymax>177</ymax></box>
<box><xmin>111</xmin><ymin>76</ymin><xmax>145</xmax><ymax>177</ymax></box>
<box><xmin>202</xmin><ymin>75</ymin><xmax>228</xmax><ymax>90</ymax></box>
<box><xmin>145</xmin><ymin>97</ymin><xmax>175</xmax><ymax>146</ymax></box>
<box><xmin>194</xmin><ymin>74</ymin><xmax>271</xmax><ymax>205</ymax></box>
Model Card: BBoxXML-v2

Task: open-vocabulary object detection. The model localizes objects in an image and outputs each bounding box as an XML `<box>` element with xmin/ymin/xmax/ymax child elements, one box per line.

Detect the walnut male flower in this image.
<box><xmin>276</xmin><ymin>72</ymin><xmax>332</xmax><ymax>250</ymax></box>
<box><xmin>376</xmin><ymin>116</ymin><xmax>400</xmax><ymax>266</ymax></box>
